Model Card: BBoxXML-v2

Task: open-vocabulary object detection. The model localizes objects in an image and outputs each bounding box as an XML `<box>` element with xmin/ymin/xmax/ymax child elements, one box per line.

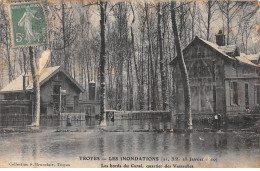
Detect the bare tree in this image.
<box><xmin>157</xmin><ymin>2</ymin><xmax>167</xmax><ymax>110</ymax></box>
<box><xmin>29</xmin><ymin>47</ymin><xmax>40</xmax><ymax>126</ymax></box>
<box><xmin>171</xmin><ymin>1</ymin><xmax>192</xmax><ymax>130</ymax></box>
<box><xmin>0</xmin><ymin>4</ymin><xmax>14</xmax><ymax>83</ymax></box>
<box><xmin>205</xmin><ymin>1</ymin><xmax>217</xmax><ymax>41</ymax></box>
<box><xmin>99</xmin><ymin>0</ymin><xmax>107</xmax><ymax>122</ymax></box>
<box><xmin>217</xmin><ymin>0</ymin><xmax>245</xmax><ymax>45</ymax></box>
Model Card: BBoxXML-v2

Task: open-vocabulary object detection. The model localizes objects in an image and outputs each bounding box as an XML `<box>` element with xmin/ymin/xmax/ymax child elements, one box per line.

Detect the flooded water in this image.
<box><xmin>0</xmin><ymin>118</ymin><xmax>259</xmax><ymax>168</ymax></box>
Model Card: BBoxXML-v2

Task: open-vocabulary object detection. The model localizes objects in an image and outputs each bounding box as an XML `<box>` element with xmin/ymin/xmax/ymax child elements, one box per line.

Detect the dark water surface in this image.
<box><xmin>0</xmin><ymin>118</ymin><xmax>259</xmax><ymax>167</ymax></box>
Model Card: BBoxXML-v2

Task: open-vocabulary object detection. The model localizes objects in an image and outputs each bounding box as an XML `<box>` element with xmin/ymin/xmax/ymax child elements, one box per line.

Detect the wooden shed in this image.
<box><xmin>0</xmin><ymin>66</ymin><xmax>100</xmax><ymax>122</ymax></box>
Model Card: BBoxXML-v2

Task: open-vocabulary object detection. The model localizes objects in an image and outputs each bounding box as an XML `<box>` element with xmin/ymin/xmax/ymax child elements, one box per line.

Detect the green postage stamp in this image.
<box><xmin>9</xmin><ymin>1</ymin><xmax>47</xmax><ymax>48</ymax></box>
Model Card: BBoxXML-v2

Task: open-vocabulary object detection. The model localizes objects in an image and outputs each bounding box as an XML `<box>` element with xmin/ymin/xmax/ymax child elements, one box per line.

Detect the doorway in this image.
<box><xmin>245</xmin><ymin>83</ymin><xmax>249</xmax><ymax>109</ymax></box>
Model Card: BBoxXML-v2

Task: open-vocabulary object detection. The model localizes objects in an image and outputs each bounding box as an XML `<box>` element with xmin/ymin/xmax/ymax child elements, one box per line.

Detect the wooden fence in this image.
<box><xmin>114</xmin><ymin>111</ymin><xmax>171</xmax><ymax>120</ymax></box>
<box><xmin>1</xmin><ymin>113</ymin><xmax>32</xmax><ymax>122</ymax></box>
<box><xmin>59</xmin><ymin>113</ymin><xmax>85</xmax><ymax>121</ymax></box>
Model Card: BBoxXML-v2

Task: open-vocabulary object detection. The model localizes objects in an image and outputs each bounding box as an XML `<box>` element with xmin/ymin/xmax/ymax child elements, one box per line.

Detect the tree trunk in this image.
<box><xmin>2</xmin><ymin>9</ymin><xmax>13</xmax><ymax>83</ymax></box>
<box><xmin>171</xmin><ymin>1</ymin><xmax>192</xmax><ymax>130</ymax></box>
<box><xmin>131</xmin><ymin>26</ymin><xmax>141</xmax><ymax>110</ymax></box>
<box><xmin>226</xmin><ymin>0</ymin><xmax>230</xmax><ymax>45</ymax></box>
<box><xmin>206</xmin><ymin>1</ymin><xmax>211</xmax><ymax>41</ymax></box>
<box><xmin>61</xmin><ymin>0</ymin><xmax>68</xmax><ymax>71</ymax></box>
<box><xmin>157</xmin><ymin>3</ymin><xmax>167</xmax><ymax>110</ymax></box>
<box><xmin>29</xmin><ymin>46</ymin><xmax>40</xmax><ymax>126</ymax></box>
<box><xmin>140</xmin><ymin>33</ymin><xmax>145</xmax><ymax>110</ymax></box>
<box><xmin>99</xmin><ymin>0</ymin><xmax>106</xmax><ymax>122</ymax></box>
<box><xmin>145</xmin><ymin>3</ymin><xmax>156</xmax><ymax>111</ymax></box>
<box><xmin>130</xmin><ymin>3</ymin><xmax>141</xmax><ymax>111</ymax></box>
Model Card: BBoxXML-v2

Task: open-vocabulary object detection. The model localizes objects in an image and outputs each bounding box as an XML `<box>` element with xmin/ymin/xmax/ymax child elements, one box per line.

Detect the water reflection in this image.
<box><xmin>184</xmin><ymin>133</ymin><xmax>192</xmax><ymax>154</ymax></box>
<box><xmin>0</xmin><ymin>117</ymin><xmax>259</xmax><ymax>167</ymax></box>
<box><xmin>214</xmin><ymin>133</ymin><xmax>228</xmax><ymax>152</ymax></box>
<box><xmin>98</xmin><ymin>134</ymin><xmax>104</xmax><ymax>157</ymax></box>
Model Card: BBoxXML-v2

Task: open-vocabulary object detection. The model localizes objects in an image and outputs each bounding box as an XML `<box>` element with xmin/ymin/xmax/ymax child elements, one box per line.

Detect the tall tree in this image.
<box><xmin>217</xmin><ymin>0</ymin><xmax>245</xmax><ymax>45</ymax></box>
<box><xmin>129</xmin><ymin>2</ymin><xmax>142</xmax><ymax>110</ymax></box>
<box><xmin>0</xmin><ymin>4</ymin><xmax>13</xmax><ymax>83</ymax></box>
<box><xmin>29</xmin><ymin>47</ymin><xmax>40</xmax><ymax>126</ymax></box>
<box><xmin>157</xmin><ymin>3</ymin><xmax>167</xmax><ymax>110</ymax></box>
<box><xmin>205</xmin><ymin>1</ymin><xmax>216</xmax><ymax>41</ymax></box>
<box><xmin>171</xmin><ymin>1</ymin><xmax>192</xmax><ymax>130</ymax></box>
<box><xmin>99</xmin><ymin>0</ymin><xmax>106</xmax><ymax>122</ymax></box>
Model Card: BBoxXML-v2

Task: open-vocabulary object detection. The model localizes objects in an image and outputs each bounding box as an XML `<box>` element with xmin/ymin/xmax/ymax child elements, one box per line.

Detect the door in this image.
<box><xmin>74</xmin><ymin>96</ymin><xmax>79</xmax><ymax>113</ymax></box>
<box><xmin>52</xmin><ymin>85</ymin><xmax>61</xmax><ymax>114</ymax></box>
<box><xmin>85</xmin><ymin>106</ymin><xmax>91</xmax><ymax>118</ymax></box>
<box><xmin>245</xmin><ymin>83</ymin><xmax>249</xmax><ymax>109</ymax></box>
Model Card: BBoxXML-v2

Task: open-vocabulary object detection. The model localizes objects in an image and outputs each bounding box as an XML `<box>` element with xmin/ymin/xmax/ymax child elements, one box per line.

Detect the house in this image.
<box><xmin>0</xmin><ymin>66</ymin><xmax>100</xmax><ymax>123</ymax></box>
<box><xmin>170</xmin><ymin>30</ymin><xmax>260</xmax><ymax>120</ymax></box>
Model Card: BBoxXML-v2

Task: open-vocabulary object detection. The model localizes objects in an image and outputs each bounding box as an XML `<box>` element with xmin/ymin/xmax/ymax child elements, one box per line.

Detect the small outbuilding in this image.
<box><xmin>0</xmin><ymin>66</ymin><xmax>100</xmax><ymax>123</ymax></box>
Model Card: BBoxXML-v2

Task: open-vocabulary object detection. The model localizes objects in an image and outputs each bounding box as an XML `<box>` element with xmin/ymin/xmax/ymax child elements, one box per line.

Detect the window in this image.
<box><xmin>4</xmin><ymin>107</ymin><xmax>9</xmax><ymax>114</ymax></box>
<box><xmin>67</xmin><ymin>107</ymin><xmax>73</xmax><ymax>113</ymax></box>
<box><xmin>40</xmin><ymin>106</ymin><xmax>47</xmax><ymax>114</ymax></box>
<box><xmin>9</xmin><ymin>107</ymin><xmax>14</xmax><ymax>113</ymax></box>
<box><xmin>53</xmin><ymin>85</ymin><xmax>61</xmax><ymax>95</ymax></box>
<box><xmin>232</xmin><ymin>82</ymin><xmax>238</xmax><ymax>105</ymax></box>
<box><xmin>4</xmin><ymin>94</ymin><xmax>8</xmax><ymax>100</ymax></box>
<box><xmin>201</xmin><ymin>94</ymin><xmax>206</xmax><ymax>108</ymax></box>
<box><xmin>202</xmin><ymin>66</ymin><xmax>206</xmax><ymax>75</ymax></box>
<box><xmin>55</xmin><ymin>73</ymin><xmax>62</xmax><ymax>81</ymax></box>
<box><xmin>232</xmin><ymin>61</ymin><xmax>236</xmax><ymax>69</ymax></box>
<box><xmin>197</xmin><ymin>51</ymin><xmax>201</xmax><ymax>58</ymax></box>
<box><xmin>216</xmin><ymin>65</ymin><xmax>221</xmax><ymax>75</ymax></box>
<box><xmin>17</xmin><ymin>93</ymin><xmax>24</xmax><ymax>100</ymax></box>
<box><xmin>25</xmin><ymin>93</ymin><xmax>31</xmax><ymax>100</ymax></box>
<box><xmin>92</xmin><ymin>106</ymin><xmax>95</xmax><ymax>114</ymax></box>
<box><xmin>4</xmin><ymin>93</ymin><xmax>16</xmax><ymax>100</ymax></box>
<box><xmin>85</xmin><ymin>106</ymin><xmax>91</xmax><ymax>117</ymax></box>
<box><xmin>256</xmin><ymin>85</ymin><xmax>260</xmax><ymax>105</ymax></box>
<box><xmin>21</xmin><ymin>107</ymin><xmax>25</xmax><ymax>114</ymax></box>
<box><xmin>193</xmin><ymin>67</ymin><xmax>197</xmax><ymax>76</ymax></box>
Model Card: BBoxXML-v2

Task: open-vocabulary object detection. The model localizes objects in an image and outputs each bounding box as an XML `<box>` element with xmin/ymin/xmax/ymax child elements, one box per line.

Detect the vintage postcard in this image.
<box><xmin>0</xmin><ymin>0</ymin><xmax>259</xmax><ymax>168</ymax></box>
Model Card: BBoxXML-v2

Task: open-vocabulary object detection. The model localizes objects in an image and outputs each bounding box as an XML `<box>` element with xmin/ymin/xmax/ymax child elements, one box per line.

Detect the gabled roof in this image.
<box><xmin>0</xmin><ymin>66</ymin><xmax>84</xmax><ymax>93</ymax></box>
<box><xmin>218</xmin><ymin>45</ymin><xmax>237</xmax><ymax>54</ymax></box>
<box><xmin>244</xmin><ymin>53</ymin><xmax>260</xmax><ymax>62</ymax></box>
<box><xmin>236</xmin><ymin>53</ymin><xmax>259</xmax><ymax>67</ymax></box>
<box><xmin>184</xmin><ymin>36</ymin><xmax>235</xmax><ymax>60</ymax></box>
<box><xmin>236</xmin><ymin>56</ymin><xmax>257</xmax><ymax>67</ymax></box>
<box><xmin>170</xmin><ymin>36</ymin><xmax>259</xmax><ymax>68</ymax></box>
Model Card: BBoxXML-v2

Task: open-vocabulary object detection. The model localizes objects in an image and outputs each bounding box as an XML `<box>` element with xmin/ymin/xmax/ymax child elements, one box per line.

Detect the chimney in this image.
<box><xmin>89</xmin><ymin>80</ymin><xmax>96</xmax><ymax>100</ymax></box>
<box><xmin>215</xmin><ymin>30</ymin><xmax>225</xmax><ymax>46</ymax></box>
<box><xmin>23</xmin><ymin>74</ymin><xmax>30</xmax><ymax>91</ymax></box>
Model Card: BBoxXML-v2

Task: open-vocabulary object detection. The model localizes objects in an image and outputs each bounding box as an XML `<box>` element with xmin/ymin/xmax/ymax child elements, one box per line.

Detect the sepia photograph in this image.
<box><xmin>0</xmin><ymin>0</ymin><xmax>259</xmax><ymax>168</ymax></box>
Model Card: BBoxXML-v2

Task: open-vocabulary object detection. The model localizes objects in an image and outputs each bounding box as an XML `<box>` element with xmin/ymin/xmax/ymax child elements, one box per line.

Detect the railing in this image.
<box><xmin>226</xmin><ymin>105</ymin><xmax>260</xmax><ymax>116</ymax></box>
<box><xmin>114</xmin><ymin>111</ymin><xmax>171</xmax><ymax>120</ymax></box>
<box><xmin>0</xmin><ymin>100</ymin><xmax>31</xmax><ymax>105</ymax></box>
<box><xmin>59</xmin><ymin>113</ymin><xmax>85</xmax><ymax>121</ymax></box>
<box><xmin>1</xmin><ymin>113</ymin><xmax>32</xmax><ymax>122</ymax></box>
<box><xmin>174</xmin><ymin>113</ymin><xmax>215</xmax><ymax>122</ymax></box>
<box><xmin>226</xmin><ymin>105</ymin><xmax>247</xmax><ymax>115</ymax></box>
